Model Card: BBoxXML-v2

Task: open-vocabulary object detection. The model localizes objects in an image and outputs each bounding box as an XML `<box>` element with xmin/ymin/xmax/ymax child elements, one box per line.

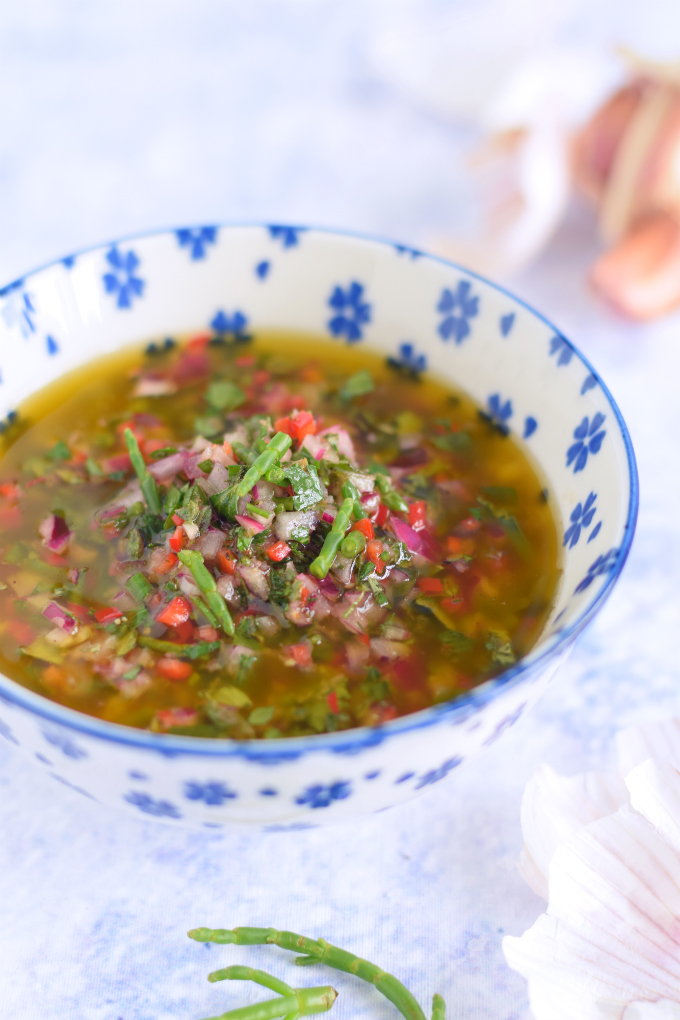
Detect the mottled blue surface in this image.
<box><xmin>0</xmin><ymin>3</ymin><xmax>679</xmax><ymax>1018</ymax></box>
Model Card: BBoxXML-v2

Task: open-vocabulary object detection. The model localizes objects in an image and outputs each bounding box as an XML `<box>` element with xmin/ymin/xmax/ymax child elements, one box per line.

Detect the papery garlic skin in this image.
<box><xmin>518</xmin><ymin>764</ymin><xmax>627</xmax><ymax>900</ymax></box>
<box><xmin>623</xmin><ymin>1001</ymin><xmax>680</xmax><ymax>1019</ymax></box>
<box><xmin>506</xmin><ymin>719</ymin><xmax>680</xmax><ymax>1019</ymax></box>
<box><xmin>505</xmin><ymin>805</ymin><xmax>680</xmax><ymax>1019</ymax></box>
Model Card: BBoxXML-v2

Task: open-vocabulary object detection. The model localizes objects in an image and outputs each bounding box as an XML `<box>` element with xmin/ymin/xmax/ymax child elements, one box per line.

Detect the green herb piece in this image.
<box><xmin>187</xmin><ymin>926</ymin><xmax>445</xmax><ymax>1020</ymax></box>
<box><xmin>339</xmin><ymin>369</ymin><xmax>374</xmax><ymax>402</ymax></box>
<box><xmin>189</xmin><ymin>594</ymin><xmax>219</xmax><ymax>629</ymax></box>
<box><xmin>432</xmin><ymin>431</ymin><xmax>472</xmax><ymax>453</ymax></box>
<box><xmin>284</xmin><ymin>461</ymin><xmax>325</xmax><ymax>511</ymax></box>
<box><xmin>210</xmin><ymin>486</ymin><xmax>240</xmax><ymax>523</ymax></box>
<box><xmin>85</xmin><ymin>457</ymin><xmax>103</xmax><ymax>476</ymax></box>
<box><xmin>236</xmin><ymin>528</ymin><xmax>253</xmax><ymax>553</ymax></box>
<box><xmin>177</xmin><ymin>549</ymin><xmax>235</xmax><ymax>636</ymax></box>
<box><xmin>149</xmin><ymin>446</ymin><xmax>178</xmax><ymax>460</ymax></box>
<box><xmin>47</xmin><ymin>440</ymin><xmax>70</xmax><ymax>462</ymax></box>
<box><xmin>248</xmin><ymin>706</ymin><xmax>274</xmax><ymax>726</ymax></box>
<box><xmin>109</xmin><ymin>470</ymin><xmax>126</xmax><ymax>481</ymax></box>
<box><xmin>206</xmin><ymin>380</ymin><xmax>247</xmax><ymax>412</ymax></box>
<box><xmin>269</xmin><ymin>568</ymin><xmax>293</xmax><ymax>609</ymax></box>
<box><xmin>197</xmin><ymin>459</ymin><xmax>214</xmax><ymax>474</ymax></box>
<box><xmin>117</xmin><ymin>630</ymin><xmax>138</xmax><ymax>656</ymax></box>
<box><xmin>236</xmin><ymin>431</ymin><xmax>293</xmax><ymax>498</ymax></box>
<box><xmin>357</xmin><ymin>560</ymin><xmax>374</xmax><ymax>581</ymax></box>
<box><xmin>368</xmin><ymin>577</ymin><xmax>389</xmax><ymax>608</ymax></box>
<box><xmin>126</xmin><ymin>528</ymin><xmax>144</xmax><ymax>560</ymax></box>
<box><xmin>121</xmin><ymin>665</ymin><xmax>141</xmax><ymax>681</ymax></box>
<box><xmin>193</xmin><ymin>416</ymin><xmax>224</xmax><ymax>438</ymax></box>
<box><xmin>481</xmin><ymin>485</ymin><xmax>517</xmax><ymax>504</ymax></box>
<box><xmin>361</xmin><ymin>667</ymin><xmax>390</xmax><ymax>702</ymax></box>
<box><xmin>138</xmin><ymin>636</ymin><xmax>220</xmax><ymax>659</ymax></box>
<box><xmin>340</xmin><ymin>531</ymin><xmax>366</xmax><ymax>558</ymax></box>
<box><xmin>440</xmin><ymin>631</ymin><xmax>474</xmax><ymax>654</ymax></box>
<box><xmin>309</xmin><ymin>497</ymin><xmax>353</xmax><ymax>579</ymax></box>
<box><xmin>123</xmin><ymin>428</ymin><xmax>162</xmax><ymax>514</ymax></box>
<box><xmin>21</xmin><ymin>636</ymin><xmax>64</xmax><ymax>665</ymax></box>
<box><xmin>485</xmin><ymin>630</ymin><xmax>516</xmax><ymax>666</ymax></box>
<box><xmin>212</xmin><ymin>685</ymin><xmax>252</xmax><ymax>708</ymax></box>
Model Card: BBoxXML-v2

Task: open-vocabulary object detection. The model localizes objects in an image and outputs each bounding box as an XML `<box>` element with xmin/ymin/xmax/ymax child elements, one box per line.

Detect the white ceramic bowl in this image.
<box><xmin>0</xmin><ymin>225</ymin><xmax>637</xmax><ymax>828</ymax></box>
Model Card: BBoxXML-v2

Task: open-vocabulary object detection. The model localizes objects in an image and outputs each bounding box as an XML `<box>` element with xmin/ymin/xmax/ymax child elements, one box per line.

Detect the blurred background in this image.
<box><xmin>4</xmin><ymin>4</ymin><xmax>680</xmax><ymax>1019</ymax></box>
<box><xmin>0</xmin><ymin>0</ymin><xmax>678</xmax><ymax>295</ymax></box>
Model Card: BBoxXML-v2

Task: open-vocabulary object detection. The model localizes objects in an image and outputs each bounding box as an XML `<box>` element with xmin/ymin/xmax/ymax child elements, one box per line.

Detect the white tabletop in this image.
<box><xmin>1</xmin><ymin>4</ymin><xmax>679</xmax><ymax>1018</ymax></box>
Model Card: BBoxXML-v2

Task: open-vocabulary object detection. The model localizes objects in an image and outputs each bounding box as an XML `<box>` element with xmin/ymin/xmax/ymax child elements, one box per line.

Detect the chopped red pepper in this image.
<box><xmin>366</xmin><ymin>539</ymin><xmax>386</xmax><ymax>574</ymax></box>
<box><xmin>235</xmin><ymin>353</ymin><xmax>256</xmax><ymax>367</ymax></box>
<box><xmin>408</xmin><ymin>500</ymin><xmax>427</xmax><ymax>532</ymax></box>
<box><xmin>252</xmin><ymin>369</ymin><xmax>270</xmax><ymax>385</ymax></box>
<box><xmin>327</xmin><ymin>690</ymin><xmax>339</xmax><ymax>714</ymax></box>
<box><xmin>0</xmin><ymin>482</ymin><xmax>20</xmax><ymax>499</ymax></box>
<box><xmin>102</xmin><ymin>454</ymin><xmax>132</xmax><ymax>475</ymax></box>
<box><xmin>67</xmin><ymin>602</ymin><xmax>91</xmax><ymax>623</ymax></box>
<box><xmin>171</xmin><ymin>513</ymin><xmax>184</xmax><ymax>526</ymax></box>
<box><xmin>13</xmin><ymin>620</ymin><xmax>36</xmax><ymax>645</ymax></box>
<box><xmin>156</xmin><ymin>657</ymin><xmax>194</xmax><ymax>681</ymax></box>
<box><xmin>156</xmin><ymin>596</ymin><xmax>191</xmax><ymax>627</ymax></box>
<box><xmin>285</xmin><ymin>643</ymin><xmax>313</xmax><ymax>668</ymax></box>
<box><xmin>154</xmin><ymin>551</ymin><xmax>178</xmax><ymax>575</ymax></box>
<box><xmin>267</xmin><ymin>540</ymin><xmax>292</xmax><ymax>562</ymax></box>
<box><xmin>169</xmin><ymin>525</ymin><xmax>185</xmax><ymax>552</ymax></box>
<box><xmin>187</xmin><ymin>332</ymin><xmax>211</xmax><ymax>350</ymax></box>
<box><xmin>441</xmin><ymin>596</ymin><xmax>465</xmax><ymax>614</ymax></box>
<box><xmin>196</xmin><ymin>625</ymin><xmax>219</xmax><ymax>642</ymax></box>
<box><xmin>173</xmin><ymin>620</ymin><xmax>195</xmax><ymax>643</ymax></box>
<box><xmin>351</xmin><ymin>518</ymin><xmax>374</xmax><ymax>541</ymax></box>
<box><xmin>291</xmin><ymin>410</ymin><xmax>316</xmax><ymax>441</ymax></box>
<box><xmin>273</xmin><ymin>415</ymin><xmax>295</xmax><ymax>439</ymax></box>
<box><xmin>217</xmin><ymin>550</ymin><xmax>236</xmax><ymax>575</ymax></box>
<box><xmin>455</xmin><ymin>516</ymin><xmax>481</xmax><ymax>535</ymax></box>
<box><xmin>374</xmin><ymin>502</ymin><xmax>390</xmax><ymax>528</ymax></box>
<box><xmin>94</xmin><ymin>607</ymin><xmax>123</xmax><ymax>624</ymax></box>
<box><xmin>417</xmin><ymin>577</ymin><xmax>444</xmax><ymax>594</ymax></box>
<box><xmin>357</xmin><ymin>632</ymin><xmax>370</xmax><ymax>647</ymax></box>
<box><xmin>156</xmin><ymin>706</ymin><xmax>200</xmax><ymax>728</ymax></box>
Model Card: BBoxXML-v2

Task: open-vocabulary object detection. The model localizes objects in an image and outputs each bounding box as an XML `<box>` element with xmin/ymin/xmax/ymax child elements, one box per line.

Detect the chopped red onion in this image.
<box><xmin>239</xmin><ymin>564</ymin><xmax>270</xmax><ymax>600</ymax></box>
<box><xmin>390</xmin><ymin>517</ymin><xmax>425</xmax><ymax>554</ymax></box>
<box><xmin>273</xmin><ymin>510</ymin><xmax>319</xmax><ymax>541</ymax></box>
<box><xmin>148</xmin><ymin>452</ymin><xmax>186</xmax><ymax>481</ymax></box>
<box><xmin>235</xmin><ymin>514</ymin><xmax>266</xmax><ymax>534</ymax></box>
<box><xmin>183</xmin><ymin>453</ymin><xmax>208</xmax><ymax>480</ymax></box>
<box><xmin>321</xmin><ymin>510</ymin><xmax>336</xmax><ymax>523</ymax></box>
<box><xmin>38</xmin><ymin>513</ymin><xmax>72</xmax><ymax>554</ymax></box>
<box><xmin>198</xmin><ymin>462</ymin><xmax>230</xmax><ymax>497</ymax></box>
<box><xmin>251</xmin><ymin>484</ymin><xmax>259</xmax><ymax>500</ymax></box>
<box><xmin>192</xmin><ymin>528</ymin><xmax>226</xmax><ymax>560</ymax></box>
<box><xmin>42</xmin><ymin>601</ymin><xmax>77</xmax><ymax>632</ymax></box>
<box><xmin>370</xmin><ymin>638</ymin><xmax>410</xmax><ymax>660</ymax></box>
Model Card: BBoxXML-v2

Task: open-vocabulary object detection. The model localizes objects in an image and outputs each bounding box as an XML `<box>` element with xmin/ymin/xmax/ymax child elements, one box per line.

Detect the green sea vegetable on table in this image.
<box><xmin>187</xmin><ymin>926</ymin><xmax>446</xmax><ymax>1020</ymax></box>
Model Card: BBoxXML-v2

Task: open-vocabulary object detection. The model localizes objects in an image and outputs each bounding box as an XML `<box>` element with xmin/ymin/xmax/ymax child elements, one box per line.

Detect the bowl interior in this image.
<box><xmin>0</xmin><ymin>224</ymin><xmax>637</xmax><ymax>727</ymax></box>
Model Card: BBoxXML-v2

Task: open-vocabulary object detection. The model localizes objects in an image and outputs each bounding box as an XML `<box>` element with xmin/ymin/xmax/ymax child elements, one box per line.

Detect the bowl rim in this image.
<box><xmin>0</xmin><ymin>221</ymin><xmax>639</xmax><ymax>760</ymax></box>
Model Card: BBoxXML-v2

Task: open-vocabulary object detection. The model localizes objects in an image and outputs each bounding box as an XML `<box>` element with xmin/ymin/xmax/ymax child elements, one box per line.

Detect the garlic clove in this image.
<box><xmin>590</xmin><ymin>209</ymin><xmax>680</xmax><ymax>319</ymax></box>
<box><xmin>505</xmin><ymin>806</ymin><xmax>680</xmax><ymax>1017</ymax></box>
<box><xmin>574</xmin><ymin>81</ymin><xmax>645</xmax><ymax>204</ymax></box>
<box><xmin>626</xmin><ymin>758</ymin><xmax>680</xmax><ymax>855</ymax></box>
<box><xmin>623</xmin><ymin>1001</ymin><xmax>680</xmax><ymax>1019</ymax></box>
<box><xmin>617</xmin><ymin>717</ymin><xmax>680</xmax><ymax>776</ymax></box>
<box><xmin>518</xmin><ymin>764</ymin><xmax>628</xmax><ymax>900</ymax></box>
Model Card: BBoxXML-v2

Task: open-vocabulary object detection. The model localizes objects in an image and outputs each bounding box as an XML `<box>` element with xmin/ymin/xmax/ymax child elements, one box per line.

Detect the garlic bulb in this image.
<box><xmin>505</xmin><ymin>718</ymin><xmax>680</xmax><ymax>1018</ymax></box>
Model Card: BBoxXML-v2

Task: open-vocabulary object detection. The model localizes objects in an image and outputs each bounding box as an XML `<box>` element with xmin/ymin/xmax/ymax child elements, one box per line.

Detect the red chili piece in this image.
<box><xmin>169</xmin><ymin>525</ymin><xmax>185</xmax><ymax>552</ymax></box>
<box><xmin>408</xmin><ymin>500</ymin><xmax>427</xmax><ymax>532</ymax></box>
<box><xmin>327</xmin><ymin>690</ymin><xmax>339</xmax><ymax>714</ymax></box>
<box><xmin>267</xmin><ymin>540</ymin><xmax>292</xmax><ymax>562</ymax></box>
<box><xmin>156</xmin><ymin>658</ymin><xmax>193</xmax><ymax>681</ymax></box>
<box><xmin>156</xmin><ymin>596</ymin><xmax>191</xmax><ymax>628</ymax></box>
<box><xmin>351</xmin><ymin>518</ymin><xmax>374</xmax><ymax>541</ymax></box>
<box><xmin>94</xmin><ymin>607</ymin><xmax>123</xmax><ymax>624</ymax></box>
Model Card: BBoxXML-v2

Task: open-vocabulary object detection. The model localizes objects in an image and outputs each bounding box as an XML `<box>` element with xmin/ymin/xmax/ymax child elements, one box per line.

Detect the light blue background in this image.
<box><xmin>1</xmin><ymin>3</ymin><xmax>680</xmax><ymax>1017</ymax></box>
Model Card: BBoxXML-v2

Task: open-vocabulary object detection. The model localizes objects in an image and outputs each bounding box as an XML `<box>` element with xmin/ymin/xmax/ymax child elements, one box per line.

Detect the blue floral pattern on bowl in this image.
<box><xmin>0</xmin><ymin>223</ymin><xmax>638</xmax><ymax>829</ymax></box>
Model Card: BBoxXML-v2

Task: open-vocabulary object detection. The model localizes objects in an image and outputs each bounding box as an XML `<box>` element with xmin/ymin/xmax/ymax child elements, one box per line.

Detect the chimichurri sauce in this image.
<box><xmin>0</xmin><ymin>333</ymin><xmax>561</xmax><ymax>738</ymax></box>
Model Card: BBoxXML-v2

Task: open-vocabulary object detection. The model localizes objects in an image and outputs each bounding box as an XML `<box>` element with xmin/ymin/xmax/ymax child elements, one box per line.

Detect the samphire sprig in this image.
<box><xmin>188</xmin><ymin>926</ymin><xmax>445</xmax><ymax>1020</ymax></box>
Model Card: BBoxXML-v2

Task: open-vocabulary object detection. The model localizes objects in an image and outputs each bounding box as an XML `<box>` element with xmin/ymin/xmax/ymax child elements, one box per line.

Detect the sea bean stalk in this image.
<box><xmin>192</xmin><ymin>963</ymin><xmax>338</xmax><ymax>1020</ymax></box>
<box><xmin>177</xmin><ymin>549</ymin><xmax>235</xmax><ymax>636</ymax></box>
<box><xmin>188</xmin><ymin>926</ymin><xmax>445</xmax><ymax>1020</ymax></box>
<box><xmin>308</xmin><ymin>497</ymin><xmax>354</xmax><ymax>579</ymax></box>
<box><xmin>236</xmin><ymin>432</ymin><xmax>292</xmax><ymax>498</ymax></box>
<box><xmin>123</xmin><ymin>428</ymin><xmax>162</xmax><ymax>514</ymax></box>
